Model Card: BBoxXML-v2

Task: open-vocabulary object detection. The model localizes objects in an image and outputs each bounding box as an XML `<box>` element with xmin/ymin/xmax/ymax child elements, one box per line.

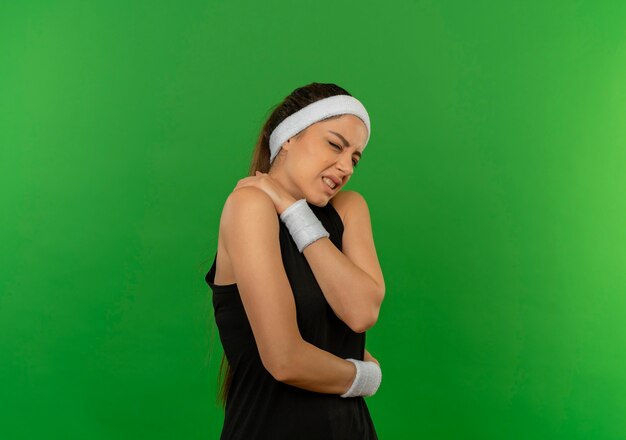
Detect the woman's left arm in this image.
<box><xmin>301</xmin><ymin>190</ymin><xmax>385</xmax><ymax>333</ymax></box>
<box><xmin>235</xmin><ymin>173</ymin><xmax>385</xmax><ymax>333</ymax></box>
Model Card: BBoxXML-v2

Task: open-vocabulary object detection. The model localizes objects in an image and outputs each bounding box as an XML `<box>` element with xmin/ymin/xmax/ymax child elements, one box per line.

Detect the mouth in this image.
<box><xmin>321</xmin><ymin>176</ymin><xmax>339</xmax><ymax>193</ymax></box>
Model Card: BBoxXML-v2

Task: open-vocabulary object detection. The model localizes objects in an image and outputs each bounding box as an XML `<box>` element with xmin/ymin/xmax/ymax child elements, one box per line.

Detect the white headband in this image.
<box><xmin>268</xmin><ymin>94</ymin><xmax>371</xmax><ymax>164</ymax></box>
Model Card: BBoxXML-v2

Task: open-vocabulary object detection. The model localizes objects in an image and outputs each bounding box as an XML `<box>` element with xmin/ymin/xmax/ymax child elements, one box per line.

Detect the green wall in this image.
<box><xmin>1</xmin><ymin>1</ymin><xmax>625</xmax><ymax>438</ymax></box>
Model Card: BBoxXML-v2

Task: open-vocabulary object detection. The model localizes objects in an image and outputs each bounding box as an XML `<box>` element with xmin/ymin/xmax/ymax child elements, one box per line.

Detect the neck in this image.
<box><xmin>268</xmin><ymin>166</ymin><xmax>305</xmax><ymax>202</ymax></box>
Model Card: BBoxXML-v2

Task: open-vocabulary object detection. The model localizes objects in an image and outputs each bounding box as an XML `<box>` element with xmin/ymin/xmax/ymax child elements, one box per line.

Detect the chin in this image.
<box><xmin>309</xmin><ymin>199</ymin><xmax>328</xmax><ymax>208</ymax></box>
<box><xmin>304</xmin><ymin>193</ymin><xmax>329</xmax><ymax>207</ymax></box>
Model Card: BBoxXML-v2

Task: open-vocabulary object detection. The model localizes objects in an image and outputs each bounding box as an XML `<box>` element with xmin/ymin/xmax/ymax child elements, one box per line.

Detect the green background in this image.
<box><xmin>2</xmin><ymin>1</ymin><xmax>625</xmax><ymax>438</ymax></box>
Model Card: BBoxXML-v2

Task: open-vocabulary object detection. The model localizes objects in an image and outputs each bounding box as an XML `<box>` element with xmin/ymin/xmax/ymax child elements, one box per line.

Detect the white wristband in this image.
<box><xmin>279</xmin><ymin>198</ymin><xmax>330</xmax><ymax>253</ymax></box>
<box><xmin>340</xmin><ymin>359</ymin><xmax>382</xmax><ymax>398</ymax></box>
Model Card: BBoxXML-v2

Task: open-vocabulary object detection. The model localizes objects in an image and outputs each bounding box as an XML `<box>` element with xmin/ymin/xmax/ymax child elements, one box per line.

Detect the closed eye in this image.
<box><xmin>328</xmin><ymin>142</ymin><xmax>359</xmax><ymax>167</ymax></box>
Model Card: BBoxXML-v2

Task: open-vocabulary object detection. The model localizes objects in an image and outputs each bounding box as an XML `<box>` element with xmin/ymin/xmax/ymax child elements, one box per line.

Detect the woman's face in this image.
<box><xmin>270</xmin><ymin>114</ymin><xmax>368</xmax><ymax>206</ymax></box>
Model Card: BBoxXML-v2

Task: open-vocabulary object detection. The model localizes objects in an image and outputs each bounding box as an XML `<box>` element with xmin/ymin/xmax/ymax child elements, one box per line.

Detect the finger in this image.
<box><xmin>236</xmin><ymin>177</ymin><xmax>255</xmax><ymax>186</ymax></box>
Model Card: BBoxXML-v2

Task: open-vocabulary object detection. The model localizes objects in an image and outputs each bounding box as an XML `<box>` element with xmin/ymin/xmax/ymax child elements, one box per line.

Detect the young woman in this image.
<box><xmin>205</xmin><ymin>82</ymin><xmax>385</xmax><ymax>439</ymax></box>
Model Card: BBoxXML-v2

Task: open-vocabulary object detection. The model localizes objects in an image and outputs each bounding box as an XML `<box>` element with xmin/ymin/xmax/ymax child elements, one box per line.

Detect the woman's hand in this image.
<box><xmin>364</xmin><ymin>349</ymin><xmax>380</xmax><ymax>367</ymax></box>
<box><xmin>233</xmin><ymin>171</ymin><xmax>297</xmax><ymax>214</ymax></box>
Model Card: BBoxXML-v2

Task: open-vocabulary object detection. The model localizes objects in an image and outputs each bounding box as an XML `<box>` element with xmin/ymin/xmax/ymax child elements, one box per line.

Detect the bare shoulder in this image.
<box><xmin>223</xmin><ymin>187</ymin><xmax>276</xmax><ymax>220</ymax></box>
<box><xmin>214</xmin><ymin>187</ymin><xmax>277</xmax><ymax>285</ymax></box>
<box><xmin>220</xmin><ymin>187</ymin><xmax>278</xmax><ymax>247</ymax></box>
<box><xmin>330</xmin><ymin>190</ymin><xmax>368</xmax><ymax>224</ymax></box>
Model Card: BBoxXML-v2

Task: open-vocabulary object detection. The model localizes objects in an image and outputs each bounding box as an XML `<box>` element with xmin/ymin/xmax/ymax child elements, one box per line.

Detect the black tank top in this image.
<box><xmin>205</xmin><ymin>200</ymin><xmax>378</xmax><ymax>439</ymax></box>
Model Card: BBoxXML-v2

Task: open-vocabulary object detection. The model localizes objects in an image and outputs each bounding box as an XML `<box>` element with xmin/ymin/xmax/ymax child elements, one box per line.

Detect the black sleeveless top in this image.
<box><xmin>205</xmin><ymin>200</ymin><xmax>378</xmax><ymax>439</ymax></box>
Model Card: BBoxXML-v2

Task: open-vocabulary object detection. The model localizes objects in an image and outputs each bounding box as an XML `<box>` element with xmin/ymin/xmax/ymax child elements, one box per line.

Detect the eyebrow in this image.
<box><xmin>328</xmin><ymin>130</ymin><xmax>362</xmax><ymax>159</ymax></box>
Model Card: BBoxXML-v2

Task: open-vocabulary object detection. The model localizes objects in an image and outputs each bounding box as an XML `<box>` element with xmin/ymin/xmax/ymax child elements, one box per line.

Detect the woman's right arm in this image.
<box><xmin>221</xmin><ymin>186</ymin><xmax>358</xmax><ymax>395</ymax></box>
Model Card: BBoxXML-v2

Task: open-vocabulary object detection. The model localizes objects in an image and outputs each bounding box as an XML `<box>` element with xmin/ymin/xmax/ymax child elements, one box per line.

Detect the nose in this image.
<box><xmin>336</xmin><ymin>154</ymin><xmax>354</xmax><ymax>177</ymax></box>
